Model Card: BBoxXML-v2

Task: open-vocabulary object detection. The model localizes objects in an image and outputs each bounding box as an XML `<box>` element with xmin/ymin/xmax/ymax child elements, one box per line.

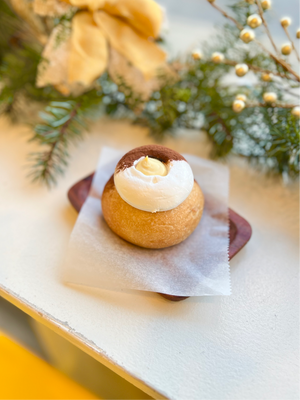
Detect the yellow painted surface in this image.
<box><xmin>0</xmin><ymin>332</ymin><xmax>99</xmax><ymax>399</ymax></box>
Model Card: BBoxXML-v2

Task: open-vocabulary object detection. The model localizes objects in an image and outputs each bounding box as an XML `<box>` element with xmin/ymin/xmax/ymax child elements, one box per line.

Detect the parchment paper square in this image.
<box><xmin>63</xmin><ymin>147</ymin><xmax>230</xmax><ymax>296</ymax></box>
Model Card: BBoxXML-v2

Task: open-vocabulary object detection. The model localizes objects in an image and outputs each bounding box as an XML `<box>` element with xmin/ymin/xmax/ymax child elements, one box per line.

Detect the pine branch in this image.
<box><xmin>207</xmin><ymin>112</ymin><xmax>233</xmax><ymax>158</ymax></box>
<box><xmin>28</xmin><ymin>76</ymin><xmax>136</xmax><ymax>185</ymax></box>
<box><xmin>264</xmin><ymin>115</ymin><xmax>299</xmax><ymax>176</ymax></box>
<box><xmin>29</xmin><ymin>101</ymin><xmax>85</xmax><ymax>186</ymax></box>
<box><xmin>0</xmin><ymin>0</ymin><xmax>298</xmax><ymax>184</ymax></box>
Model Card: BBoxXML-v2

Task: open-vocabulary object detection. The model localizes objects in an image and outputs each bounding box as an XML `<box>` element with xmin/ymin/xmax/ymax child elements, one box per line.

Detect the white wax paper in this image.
<box><xmin>63</xmin><ymin>147</ymin><xmax>231</xmax><ymax>296</ymax></box>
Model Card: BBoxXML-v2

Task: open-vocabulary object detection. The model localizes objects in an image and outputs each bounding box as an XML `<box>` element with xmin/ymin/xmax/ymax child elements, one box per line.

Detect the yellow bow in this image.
<box><xmin>36</xmin><ymin>0</ymin><xmax>166</xmax><ymax>95</ymax></box>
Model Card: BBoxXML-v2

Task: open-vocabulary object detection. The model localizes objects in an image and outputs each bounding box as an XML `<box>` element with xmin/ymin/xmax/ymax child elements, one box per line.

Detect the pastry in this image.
<box><xmin>102</xmin><ymin>145</ymin><xmax>204</xmax><ymax>249</ymax></box>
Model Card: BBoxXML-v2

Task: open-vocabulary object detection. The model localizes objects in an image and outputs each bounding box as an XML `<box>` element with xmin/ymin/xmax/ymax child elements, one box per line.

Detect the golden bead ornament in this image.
<box><xmin>291</xmin><ymin>106</ymin><xmax>300</xmax><ymax>118</ymax></box>
<box><xmin>296</xmin><ymin>29</ymin><xmax>300</xmax><ymax>39</ymax></box>
<box><xmin>211</xmin><ymin>52</ymin><xmax>225</xmax><ymax>63</ymax></box>
<box><xmin>192</xmin><ymin>49</ymin><xmax>202</xmax><ymax>60</ymax></box>
<box><xmin>235</xmin><ymin>64</ymin><xmax>249</xmax><ymax>77</ymax></box>
<box><xmin>240</xmin><ymin>28</ymin><xmax>255</xmax><ymax>43</ymax></box>
<box><xmin>280</xmin><ymin>17</ymin><xmax>291</xmax><ymax>28</ymax></box>
<box><xmin>235</xmin><ymin>94</ymin><xmax>247</xmax><ymax>102</ymax></box>
<box><xmin>281</xmin><ymin>43</ymin><xmax>292</xmax><ymax>55</ymax></box>
<box><xmin>247</xmin><ymin>14</ymin><xmax>262</xmax><ymax>29</ymax></box>
<box><xmin>261</xmin><ymin>0</ymin><xmax>271</xmax><ymax>10</ymax></box>
<box><xmin>261</xmin><ymin>72</ymin><xmax>272</xmax><ymax>81</ymax></box>
<box><xmin>233</xmin><ymin>100</ymin><xmax>245</xmax><ymax>113</ymax></box>
<box><xmin>263</xmin><ymin>92</ymin><xmax>277</xmax><ymax>103</ymax></box>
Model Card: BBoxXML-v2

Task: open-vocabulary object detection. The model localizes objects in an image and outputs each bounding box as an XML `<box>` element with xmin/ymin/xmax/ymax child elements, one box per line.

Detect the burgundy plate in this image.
<box><xmin>68</xmin><ymin>173</ymin><xmax>252</xmax><ymax>301</ymax></box>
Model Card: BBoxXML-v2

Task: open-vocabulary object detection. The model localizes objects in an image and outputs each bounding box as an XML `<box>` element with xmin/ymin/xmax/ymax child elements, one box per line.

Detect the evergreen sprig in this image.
<box><xmin>28</xmin><ymin>101</ymin><xmax>82</xmax><ymax>185</ymax></box>
<box><xmin>28</xmin><ymin>89</ymin><xmax>106</xmax><ymax>185</ymax></box>
<box><xmin>0</xmin><ymin>0</ymin><xmax>299</xmax><ymax>185</ymax></box>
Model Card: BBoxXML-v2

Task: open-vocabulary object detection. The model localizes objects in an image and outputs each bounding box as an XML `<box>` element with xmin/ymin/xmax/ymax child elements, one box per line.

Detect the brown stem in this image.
<box><xmin>255</xmin><ymin>0</ymin><xmax>279</xmax><ymax>55</ymax></box>
<box><xmin>271</xmin><ymin>82</ymin><xmax>300</xmax><ymax>98</ymax></box>
<box><xmin>254</xmin><ymin>40</ymin><xmax>300</xmax><ymax>82</ymax></box>
<box><xmin>208</xmin><ymin>2</ymin><xmax>243</xmax><ymax>30</ymax></box>
<box><xmin>283</xmin><ymin>26</ymin><xmax>300</xmax><ymax>62</ymax></box>
<box><xmin>246</xmin><ymin>102</ymin><xmax>298</xmax><ymax>108</ymax></box>
<box><xmin>206</xmin><ymin>0</ymin><xmax>300</xmax><ymax>82</ymax></box>
<box><xmin>223</xmin><ymin>59</ymin><xmax>293</xmax><ymax>80</ymax></box>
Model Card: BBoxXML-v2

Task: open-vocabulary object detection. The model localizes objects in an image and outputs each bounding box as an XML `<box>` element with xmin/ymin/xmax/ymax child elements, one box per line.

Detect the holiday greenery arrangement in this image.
<box><xmin>0</xmin><ymin>0</ymin><xmax>299</xmax><ymax>185</ymax></box>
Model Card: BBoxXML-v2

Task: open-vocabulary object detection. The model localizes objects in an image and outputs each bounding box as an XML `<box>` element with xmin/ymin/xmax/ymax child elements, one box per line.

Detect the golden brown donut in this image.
<box><xmin>102</xmin><ymin>176</ymin><xmax>204</xmax><ymax>249</ymax></box>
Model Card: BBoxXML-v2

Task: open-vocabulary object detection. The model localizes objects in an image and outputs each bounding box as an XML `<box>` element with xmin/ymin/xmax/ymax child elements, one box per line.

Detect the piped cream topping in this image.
<box><xmin>135</xmin><ymin>156</ymin><xmax>168</xmax><ymax>176</ymax></box>
<box><xmin>114</xmin><ymin>156</ymin><xmax>194</xmax><ymax>213</ymax></box>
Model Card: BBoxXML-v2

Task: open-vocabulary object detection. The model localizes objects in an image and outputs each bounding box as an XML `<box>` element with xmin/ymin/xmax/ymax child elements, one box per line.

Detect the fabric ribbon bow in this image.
<box><xmin>35</xmin><ymin>0</ymin><xmax>166</xmax><ymax>95</ymax></box>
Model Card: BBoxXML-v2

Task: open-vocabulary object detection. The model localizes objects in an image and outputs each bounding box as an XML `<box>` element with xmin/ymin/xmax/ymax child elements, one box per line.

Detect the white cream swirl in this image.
<box><xmin>114</xmin><ymin>156</ymin><xmax>194</xmax><ymax>212</ymax></box>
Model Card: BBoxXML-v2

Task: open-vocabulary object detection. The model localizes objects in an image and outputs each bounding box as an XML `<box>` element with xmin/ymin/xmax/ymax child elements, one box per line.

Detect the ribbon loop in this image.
<box><xmin>36</xmin><ymin>0</ymin><xmax>166</xmax><ymax>94</ymax></box>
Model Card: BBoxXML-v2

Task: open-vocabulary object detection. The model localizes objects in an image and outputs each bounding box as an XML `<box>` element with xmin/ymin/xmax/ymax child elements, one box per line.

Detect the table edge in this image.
<box><xmin>0</xmin><ymin>284</ymin><xmax>168</xmax><ymax>400</ymax></box>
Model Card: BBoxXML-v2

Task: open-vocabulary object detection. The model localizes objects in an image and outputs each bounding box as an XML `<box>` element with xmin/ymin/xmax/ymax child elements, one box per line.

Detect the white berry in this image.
<box><xmin>281</xmin><ymin>43</ymin><xmax>292</xmax><ymax>55</ymax></box>
<box><xmin>291</xmin><ymin>106</ymin><xmax>300</xmax><ymax>118</ymax></box>
<box><xmin>240</xmin><ymin>28</ymin><xmax>255</xmax><ymax>43</ymax></box>
<box><xmin>233</xmin><ymin>100</ymin><xmax>245</xmax><ymax>113</ymax></box>
<box><xmin>247</xmin><ymin>14</ymin><xmax>262</xmax><ymax>29</ymax></box>
<box><xmin>261</xmin><ymin>73</ymin><xmax>272</xmax><ymax>81</ymax></box>
<box><xmin>192</xmin><ymin>49</ymin><xmax>202</xmax><ymax>60</ymax></box>
<box><xmin>281</xmin><ymin>17</ymin><xmax>292</xmax><ymax>28</ymax></box>
<box><xmin>235</xmin><ymin>64</ymin><xmax>249</xmax><ymax>77</ymax></box>
<box><xmin>235</xmin><ymin>94</ymin><xmax>247</xmax><ymax>102</ymax></box>
<box><xmin>263</xmin><ymin>92</ymin><xmax>277</xmax><ymax>103</ymax></box>
<box><xmin>211</xmin><ymin>52</ymin><xmax>224</xmax><ymax>63</ymax></box>
<box><xmin>261</xmin><ymin>0</ymin><xmax>271</xmax><ymax>10</ymax></box>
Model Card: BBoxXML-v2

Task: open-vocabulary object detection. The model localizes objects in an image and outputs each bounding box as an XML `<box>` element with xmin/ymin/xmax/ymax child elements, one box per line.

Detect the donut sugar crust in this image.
<box><xmin>102</xmin><ymin>175</ymin><xmax>204</xmax><ymax>249</ymax></box>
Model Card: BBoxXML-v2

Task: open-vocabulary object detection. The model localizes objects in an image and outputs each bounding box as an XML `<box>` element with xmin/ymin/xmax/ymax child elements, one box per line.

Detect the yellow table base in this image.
<box><xmin>0</xmin><ymin>332</ymin><xmax>98</xmax><ymax>400</ymax></box>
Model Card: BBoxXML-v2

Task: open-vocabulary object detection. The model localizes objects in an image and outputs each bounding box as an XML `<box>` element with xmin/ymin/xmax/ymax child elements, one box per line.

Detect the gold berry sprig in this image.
<box><xmin>200</xmin><ymin>0</ymin><xmax>300</xmax><ymax>117</ymax></box>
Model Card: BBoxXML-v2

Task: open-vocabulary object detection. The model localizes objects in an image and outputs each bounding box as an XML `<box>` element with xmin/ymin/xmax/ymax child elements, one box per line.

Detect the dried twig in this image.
<box><xmin>254</xmin><ymin>40</ymin><xmax>300</xmax><ymax>82</ymax></box>
<box><xmin>206</xmin><ymin>0</ymin><xmax>300</xmax><ymax>82</ymax></box>
<box><xmin>246</xmin><ymin>102</ymin><xmax>298</xmax><ymax>109</ymax></box>
<box><xmin>255</xmin><ymin>0</ymin><xmax>279</xmax><ymax>55</ymax></box>
<box><xmin>222</xmin><ymin>59</ymin><xmax>292</xmax><ymax>80</ymax></box>
<box><xmin>208</xmin><ymin>1</ymin><xmax>243</xmax><ymax>30</ymax></box>
<box><xmin>271</xmin><ymin>81</ymin><xmax>300</xmax><ymax>99</ymax></box>
<box><xmin>282</xmin><ymin>26</ymin><xmax>300</xmax><ymax>62</ymax></box>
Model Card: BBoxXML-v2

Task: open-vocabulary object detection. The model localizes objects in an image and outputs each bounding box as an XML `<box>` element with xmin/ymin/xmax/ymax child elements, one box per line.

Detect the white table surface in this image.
<box><xmin>0</xmin><ymin>116</ymin><xmax>299</xmax><ymax>400</ymax></box>
<box><xmin>1</xmin><ymin>2</ymin><xmax>300</xmax><ymax>397</ymax></box>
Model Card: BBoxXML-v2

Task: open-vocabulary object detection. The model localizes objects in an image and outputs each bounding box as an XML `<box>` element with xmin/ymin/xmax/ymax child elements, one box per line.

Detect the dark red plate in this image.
<box><xmin>68</xmin><ymin>173</ymin><xmax>252</xmax><ymax>301</ymax></box>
